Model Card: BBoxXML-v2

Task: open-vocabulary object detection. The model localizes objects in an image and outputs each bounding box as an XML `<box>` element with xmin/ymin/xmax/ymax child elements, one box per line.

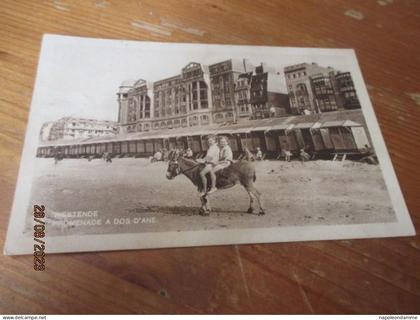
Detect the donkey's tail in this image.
<box><xmin>253</xmin><ymin>172</ymin><xmax>256</xmax><ymax>182</ymax></box>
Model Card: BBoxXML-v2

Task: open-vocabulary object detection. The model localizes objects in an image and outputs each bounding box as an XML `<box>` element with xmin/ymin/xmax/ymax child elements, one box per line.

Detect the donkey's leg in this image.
<box><xmin>199</xmin><ymin>195</ymin><xmax>206</xmax><ymax>215</ymax></box>
<box><xmin>245</xmin><ymin>188</ymin><xmax>255</xmax><ymax>213</ymax></box>
<box><xmin>254</xmin><ymin>187</ymin><xmax>265</xmax><ymax>215</ymax></box>
<box><xmin>247</xmin><ymin>184</ymin><xmax>265</xmax><ymax>215</ymax></box>
<box><xmin>205</xmin><ymin>195</ymin><xmax>211</xmax><ymax>213</ymax></box>
<box><xmin>199</xmin><ymin>195</ymin><xmax>210</xmax><ymax>216</ymax></box>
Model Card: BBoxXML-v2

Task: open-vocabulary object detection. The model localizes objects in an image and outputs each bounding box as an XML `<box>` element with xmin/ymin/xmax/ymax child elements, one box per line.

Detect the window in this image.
<box><xmin>296</xmin><ymin>83</ymin><xmax>309</xmax><ymax>96</ymax></box>
<box><xmin>144</xmin><ymin>96</ymin><xmax>151</xmax><ymax>118</ymax></box>
<box><xmin>201</xmin><ymin>115</ymin><xmax>209</xmax><ymax>125</ymax></box>
<box><xmin>189</xmin><ymin>116</ymin><xmax>199</xmax><ymax>127</ymax></box>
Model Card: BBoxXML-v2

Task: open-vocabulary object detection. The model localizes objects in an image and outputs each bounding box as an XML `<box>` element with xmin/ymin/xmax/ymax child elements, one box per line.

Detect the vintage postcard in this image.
<box><xmin>4</xmin><ymin>34</ymin><xmax>415</xmax><ymax>255</ymax></box>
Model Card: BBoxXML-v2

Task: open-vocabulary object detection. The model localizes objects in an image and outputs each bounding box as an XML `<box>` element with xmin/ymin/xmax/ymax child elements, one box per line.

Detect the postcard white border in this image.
<box><xmin>4</xmin><ymin>34</ymin><xmax>415</xmax><ymax>255</ymax></box>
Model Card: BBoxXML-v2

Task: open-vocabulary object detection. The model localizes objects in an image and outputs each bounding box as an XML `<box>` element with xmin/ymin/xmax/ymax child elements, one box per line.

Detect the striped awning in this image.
<box><xmin>293</xmin><ymin>122</ymin><xmax>316</xmax><ymax>129</ymax></box>
<box><xmin>321</xmin><ymin>120</ymin><xmax>361</xmax><ymax>128</ymax></box>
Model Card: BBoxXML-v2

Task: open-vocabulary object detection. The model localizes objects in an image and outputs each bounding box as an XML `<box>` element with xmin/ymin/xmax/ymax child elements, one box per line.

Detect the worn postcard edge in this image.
<box><xmin>4</xmin><ymin>34</ymin><xmax>416</xmax><ymax>255</ymax></box>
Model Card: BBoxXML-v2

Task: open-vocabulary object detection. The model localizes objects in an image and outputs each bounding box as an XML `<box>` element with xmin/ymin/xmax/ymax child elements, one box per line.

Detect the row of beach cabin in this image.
<box><xmin>37</xmin><ymin>111</ymin><xmax>372</xmax><ymax>160</ymax></box>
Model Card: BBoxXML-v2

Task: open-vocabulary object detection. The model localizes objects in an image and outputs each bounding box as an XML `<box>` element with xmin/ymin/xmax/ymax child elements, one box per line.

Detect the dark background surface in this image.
<box><xmin>0</xmin><ymin>0</ymin><xmax>419</xmax><ymax>314</ymax></box>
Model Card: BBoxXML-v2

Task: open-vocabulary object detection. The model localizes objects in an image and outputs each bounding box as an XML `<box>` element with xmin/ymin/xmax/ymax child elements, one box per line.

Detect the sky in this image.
<box><xmin>32</xmin><ymin>35</ymin><xmax>357</xmax><ymax>123</ymax></box>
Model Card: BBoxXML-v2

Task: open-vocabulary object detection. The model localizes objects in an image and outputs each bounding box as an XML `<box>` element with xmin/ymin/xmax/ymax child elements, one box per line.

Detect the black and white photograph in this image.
<box><xmin>4</xmin><ymin>35</ymin><xmax>415</xmax><ymax>255</ymax></box>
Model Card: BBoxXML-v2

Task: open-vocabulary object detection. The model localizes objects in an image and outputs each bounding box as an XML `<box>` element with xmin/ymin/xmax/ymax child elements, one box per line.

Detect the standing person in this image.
<box><xmin>360</xmin><ymin>144</ymin><xmax>377</xmax><ymax>164</ymax></box>
<box><xmin>105</xmin><ymin>152</ymin><xmax>112</xmax><ymax>163</ymax></box>
<box><xmin>299</xmin><ymin>148</ymin><xmax>310</xmax><ymax>162</ymax></box>
<box><xmin>54</xmin><ymin>148</ymin><xmax>63</xmax><ymax>165</ymax></box>
<box><xmin>185</xmin><ymin>147</ymin><xmax>193</xmax><ymax>159</ymax></box>
<box><xmin>210</xmin><ymin>136</ymin><xmax>234</xmax><ymax>194</ymax></box>
<box><xmin>255</xmin><ymin>147</ymin><xmax>263</xmax><ymax>161</ymax></box>
<box><xmin>198</xmin><ymin>135</ymin><xmax>220</xmax><ymax>196</ymax></box>
<box><xmin>152</xmin><ymin>149</ymin><xmax>162</xmax><ymax>162</ymax></box>
<box><xmin>269</xmin><ymin>106</ymin><xmax>276</xmax><ymax>118</ymax></box>
<box><xmin>103</xmin><ymin>151</ymin><xmax>112</xmax><ymax>163</ymax></box>
<box><xmin>283</xmin><ymin>148</ymin><xmax>291</xmax><ymax>162</ymax></box>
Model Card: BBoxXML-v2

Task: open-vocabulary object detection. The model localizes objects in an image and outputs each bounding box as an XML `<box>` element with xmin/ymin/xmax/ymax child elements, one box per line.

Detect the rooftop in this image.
<box><xmin>57</xmin><ymin>117</ymin><xmax>117</xmax><ymax>124</ymax></box>
<box><xmin>120</xmin><ymin>79</ymin><xmax>136</xmax><ymax>87</ymax></box>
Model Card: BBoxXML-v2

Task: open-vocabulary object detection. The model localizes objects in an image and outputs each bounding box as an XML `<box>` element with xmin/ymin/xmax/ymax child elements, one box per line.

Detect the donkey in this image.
<box><xmin>166</xmin><ymin>150</ymin><xmax>265</xmax><ymax>216</ymax></box>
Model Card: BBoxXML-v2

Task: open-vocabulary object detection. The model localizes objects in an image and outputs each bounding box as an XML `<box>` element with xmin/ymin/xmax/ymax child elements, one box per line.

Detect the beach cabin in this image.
<box><xmin>276</xmin><ymin>124</ymin><xmax>299</xmax><ymax>154</ymax></box>
<box><xmin>153</xmin><ymin>138</ymin><xmax>164</xmax><ymax>154</ymax></box>
<box><xmin>309</xmin><ymin>122</ymin><xmax>331</xmax><ymax>153</ymax></box>
<box><xmin>189</xmin><ymin>135</ymin><xmax>203</xmax><ymax>154</ymax></box>
<box><xmin>292</xmin><ymin>122</ymin><xmax>316</xmax><ymax>152</ymax></box>
<box><xmin>320</xmin><ymin>120</ymin><xmax>370</xmax><ymax>152</ymax></box>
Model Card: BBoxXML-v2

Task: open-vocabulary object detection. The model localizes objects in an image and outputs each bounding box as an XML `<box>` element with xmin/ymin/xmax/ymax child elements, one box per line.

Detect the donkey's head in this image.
<box><xmin>166</xmin><ymin>149</ymin><xmax>181</xmax><ymax>180</ymax></box>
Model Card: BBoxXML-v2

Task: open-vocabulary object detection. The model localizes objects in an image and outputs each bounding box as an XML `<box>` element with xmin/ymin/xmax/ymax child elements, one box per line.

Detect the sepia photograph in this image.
<box><xmin>4</xmin><ymin>35</ymin><xmax>415</xmax><ymax>255</ymax></box>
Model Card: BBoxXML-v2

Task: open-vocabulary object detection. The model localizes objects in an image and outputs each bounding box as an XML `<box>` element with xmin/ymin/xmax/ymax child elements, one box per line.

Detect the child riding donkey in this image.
<box><xmin>198</xmin><ymin>135</ymin><xmax>219</xmax><ymax>196</ymax></box>
<box><xmin>198</xmin><ymin>135</ymin><xmax>233</xmax><ymax>196</ymax></box>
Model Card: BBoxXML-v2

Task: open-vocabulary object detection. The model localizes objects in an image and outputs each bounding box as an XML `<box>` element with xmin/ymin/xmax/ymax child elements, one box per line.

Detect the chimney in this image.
<box><xmin>243</xmin><ymin>58</ymin><xmax>248</xmax><ymax>72</ymax></box>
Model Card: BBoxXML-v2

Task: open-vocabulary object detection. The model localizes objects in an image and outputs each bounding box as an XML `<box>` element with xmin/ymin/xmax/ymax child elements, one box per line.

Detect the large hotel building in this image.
<box><xmin>284</xmin><ymin>63</ymin><xmax>361</xmax><ymax>115</ymax></box>
<box><xmin>117</xmin><ymin>59</ymin><xmax>292</xmax><ymax>134</ymax></box>
<box><xmin>40</xmin><ymin>117</ymin><xmax>117</xmax><ymax>141</ymax></box>
<box><xmin>117</xmin><ymin>60</ymin><xmax>360</xmax><ymax>135</ymax></box>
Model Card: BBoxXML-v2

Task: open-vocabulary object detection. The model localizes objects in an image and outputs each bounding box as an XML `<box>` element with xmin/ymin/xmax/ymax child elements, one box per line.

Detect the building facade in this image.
<box><xmin>40</xmin><ymin>117</ymin><xmax>117</xmax><ymax>141</ymax></box>
<box><xmin>249</xmin><ymin>64</ymin><xmax>290</xmax><ymax>119</ymax></box>
<box><xmin>234</xmin><ymin>72</ymin><xmax>253</xmax><ymax>119</ymax></box>
<box><xmin>181</xmin><ymin>62</ymin><xmax>213</xmax><ymax>127</ymax></box>
<box><xmin>335</xmin><ymin>72</ymin><xmax>360</xmax><ymax>109</ymax></box>
<box><xmin>117</xmin><ymin>79</ymin><xmax>135</xmax><ymax>125</ymax></box>
<box><xmin>153</xmin><ymin>74</ymin><xmax>185</xmax><ymax>130</ymax></box>
<box><xmin>209</xmin><ymin>59</ymin><xmax>253</xmax><ymax>124</ymax></box>
<box><xmin>117</xmin><ymin>79</ymin><xmax>153</xmax><ymax>133</ymax></box>
<box><xmin>284</xmin><ymin>63</ymin><xmax>361</xmax><ymax>115</ymax></box>
<box><xmin>118</xmin><ymin>62</ymin><xmax>213</xmax><ymax>133</ymax></box>
<box><xmin>116</xmin><ymin>60</ymin><xmax>360</xmax><ymax>133</ymax></box>
<box><xmin>310</xmin><ymin>72</ymin><xmax>339</xmax><ymax>113</ymax></box>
